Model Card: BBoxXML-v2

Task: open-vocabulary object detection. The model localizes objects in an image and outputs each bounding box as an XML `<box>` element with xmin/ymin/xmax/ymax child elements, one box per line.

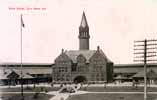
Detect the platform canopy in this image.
<box><xmin>132</xmin><ymin>69</ymin><xmax>157</xmax><ymax>79</ymax></box>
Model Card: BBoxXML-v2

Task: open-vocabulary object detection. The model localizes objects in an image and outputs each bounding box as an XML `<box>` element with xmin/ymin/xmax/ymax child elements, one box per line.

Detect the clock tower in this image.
<box><xmin>79</xmin><ymin>12</ymin><xmax>90</xmax><ymax>50</ymax></box>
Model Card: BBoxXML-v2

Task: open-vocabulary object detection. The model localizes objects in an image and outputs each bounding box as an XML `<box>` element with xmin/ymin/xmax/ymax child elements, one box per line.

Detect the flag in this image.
<box><xmin>21</xmin><ymin>14</ymin><xmax>25</xmax><ymax>28</ymax></box>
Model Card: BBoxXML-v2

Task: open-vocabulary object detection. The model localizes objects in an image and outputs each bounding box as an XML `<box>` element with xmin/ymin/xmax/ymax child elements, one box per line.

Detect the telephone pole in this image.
<box><xmin>134</xmin><ymin>39</ymin><xmax>157</xmax><ymax>100</ymax></box>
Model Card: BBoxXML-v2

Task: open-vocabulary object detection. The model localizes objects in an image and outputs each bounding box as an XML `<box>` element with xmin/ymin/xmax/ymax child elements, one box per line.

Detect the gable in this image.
<box><xmin>65</xmin><ymin>50</ymin><xmax>96</xmax><ymax>63</ymax></box>
<box><xmin>55</xmin><ymin>53</ymin><xmax>72</xmax><ymax>63</ymax></box>
<box><xmin>89</xmin><ymin>50</ymin><xmax>107</xmax><ymax>63</ymax></box>
<box><xmin>77</xmin><ymin>54</ymin><xmax>86</xmax><ymax>63</ymax></box>
<box><xmin>7</xmin><ymin>71</ymin><xmax>20</xmax><ymax>79</ymax></box>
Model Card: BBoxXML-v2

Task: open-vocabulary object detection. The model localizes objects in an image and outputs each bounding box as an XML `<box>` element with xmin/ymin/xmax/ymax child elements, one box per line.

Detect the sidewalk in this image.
<box><xmin>47</xmin><ymin>90</ymin><xmax>88</xmax><ymax>100</ymax></box>
<box><xmin>47</xmin><ymin>90</ymin><xmax>157</xmax><ymax>100</ymax></box>
<box><xmin>1</xmin><ymin>82</ymin><xmax>157</xmax><ymax>89</ymax></box>
<box><xmin>49</xmin><ymin>93</ymin><xmax>70</xmax><ymax>100</ymax></box>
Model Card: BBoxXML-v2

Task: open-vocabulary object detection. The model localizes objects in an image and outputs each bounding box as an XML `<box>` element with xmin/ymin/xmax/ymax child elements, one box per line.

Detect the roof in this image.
<box><xmin>65</xmin><ymin>49</ymin><xmax>112</xmax><ymax>63</ymax></box>
<box><xmin>114</xmin><ymin>67</ymin><xmax>143</xmax><ymax>74</ymax></box>
<box><xmin>0</xmin><ymin>69</ymin><xmax>34</xmax><ymax>79</ymax></box>
<box><xmin>114</xmin><ymin>63</ymin><xmax>157</xmax><ymax>74</ymax></box>
<box><xmin>0</xmin><ymin>70</ymin><xmax>12</xmax><ymax>79</ymax></box>
<box><xmin>0</xmin><ymin>67</ymin><xmax>51</xmax><ymax>79</ymax></box>
<box><xmin>80</xmin><ymin>12</ymin><xmax>88</xmax><ymax>28</ymax></box>
<box><xmin>65</xmin><ymin>50</ymin><xmax>96</xmax><ymax>63</ymax></box>
<box><xmin>0</xmin><ymin>62</ymin><xmax>53</xmax><ymax>66</ymax></box>
<box><xmin>7</xmin><ymin>71</ymin><xmax>20</xmax><ymax>79</ymax></box>
<box><xmin>99</xmin><ymin>49</ymin><xmax>112</xmax><ymax>63</ymax></box>
<box><xmin>23</xmin><ymin>68</ymin><xmax>52</xmax><ymax>74</ymax></box>
<box><xmin>114</xmin><ymin>63</ymin><xmax>157</xmax><ymax>68</ymax></box>
<box><xmin>132</xmin><ymin>69</ymin><xmax>157</xmax><ymax>78</ymax></box>
<box><xmin>22</xmin><ymin>74</ymin><xmax>33</xmax><ymax>79</ymax></box>
<box><xmin>115</xmin><ymin>75</ymin><xmax>128</xmax><ymax>80</ymax></box>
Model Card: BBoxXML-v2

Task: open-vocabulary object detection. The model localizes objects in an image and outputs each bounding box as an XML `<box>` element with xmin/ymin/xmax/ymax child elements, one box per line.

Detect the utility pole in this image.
<box><xmin>134</xmin><ymin>39</ymin><xmax>157</xmax><ymax>100</ymax></box>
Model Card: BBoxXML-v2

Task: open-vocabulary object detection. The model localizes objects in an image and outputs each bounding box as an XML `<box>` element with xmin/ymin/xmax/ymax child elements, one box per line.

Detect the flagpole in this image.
<box><xmin>20</xmin><ymin>14</ymin><xmax>24</xmax><ymax>100</ymax></box>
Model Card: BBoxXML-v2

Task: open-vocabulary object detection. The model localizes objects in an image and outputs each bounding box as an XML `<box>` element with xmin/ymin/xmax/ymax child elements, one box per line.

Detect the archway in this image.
<box><xmin>73</xmin><ymin>76</ymin><xmax>87</xmax><ymax>83</ymax></box>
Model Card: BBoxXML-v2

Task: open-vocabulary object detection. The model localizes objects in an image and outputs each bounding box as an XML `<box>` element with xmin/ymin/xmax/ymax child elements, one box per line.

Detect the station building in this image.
<box><xmin>52</xmin><ymin>12</ymin><xmax>113</xmax><ymax>83</ymax></box>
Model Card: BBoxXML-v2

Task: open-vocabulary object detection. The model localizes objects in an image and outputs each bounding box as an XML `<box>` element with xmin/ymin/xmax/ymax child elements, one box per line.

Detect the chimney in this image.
<box><xmin>97</xmin><ymin>46</ymin><xmax>100</xmax><ymax>51</ymax></box>
<box><xmin>61</xmin><ymin>49</ymin><xmax>64</xmax><ymax>54</ymax></box>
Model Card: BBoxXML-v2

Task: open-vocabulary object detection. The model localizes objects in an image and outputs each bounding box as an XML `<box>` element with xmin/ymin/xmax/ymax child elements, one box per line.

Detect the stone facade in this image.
<box><xmin>52</xmin><ymin>12</ymin><xmax>113</xmax><ymax>83</ymax></box>
<box><xmin>53</xmin><ymin>48</ymin><xmax>113</xmax><ymax>83</ymax></box>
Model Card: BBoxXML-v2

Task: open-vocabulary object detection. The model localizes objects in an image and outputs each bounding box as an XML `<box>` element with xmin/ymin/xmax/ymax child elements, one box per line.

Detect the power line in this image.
<box><xmin>134</xmin><ymin>39</ymin><xmax>157</xmax><ymax>100</ymax></box>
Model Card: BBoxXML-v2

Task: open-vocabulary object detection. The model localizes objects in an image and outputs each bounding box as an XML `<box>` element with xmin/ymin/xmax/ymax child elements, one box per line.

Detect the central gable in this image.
<box><xmin>77</xmin><ymin>54</ymin><xmax>86</xmax><ymax>63</ymax></box>
<box><xmin>65</xmin><ymin>50</ymin><xmax>96</xmax><ymax>63</ymax></box>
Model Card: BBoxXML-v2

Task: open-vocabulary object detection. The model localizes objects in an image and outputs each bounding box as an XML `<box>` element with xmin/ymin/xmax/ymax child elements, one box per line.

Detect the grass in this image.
<box><xmin>80</xmin><ymin>86</ymin><xmax>157</xmax><ymax>92</ymax></box>
<box><xmin>1</xmin><ymin>85</ymin><xmax>57</xmax><ymax>100</ymax></box>
<box><xmin>2</xmin><ymin>85</ymin><xmax>157</xmax><ymax>92</ymax></box>
<box><xmin>0</xmin><ymin>93</ymin><xmax>53</xmax><ymax>100</ymax></box>
<box><xmin>1</xmin><ymin>86</ymin><xmax>61</xmax><ymax>92</ymax></box>
<box><xmin>2</xmin><ymin>85</ymin><xmax>157</xmax><ymax>100</ymax></box>
<box><xmin>68</xmin><ymin>93</ymin><xmax>157</xmax><ymax>100</ymax></box>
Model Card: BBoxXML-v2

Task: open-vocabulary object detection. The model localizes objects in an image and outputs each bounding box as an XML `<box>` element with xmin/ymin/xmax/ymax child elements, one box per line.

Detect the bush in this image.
<box><xmin>33</xmin><ymin>92</ymin><xmax>39</xmax><ymax>99</ymax></box>
<box><xmin>45</xmin><ymin>89</ymin><xmax>48</xmax><ymax>93</ymax></box>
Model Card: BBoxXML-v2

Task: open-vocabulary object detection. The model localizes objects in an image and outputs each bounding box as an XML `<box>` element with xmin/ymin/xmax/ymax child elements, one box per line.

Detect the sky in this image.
<box><xmin>0</xmin><ymin>0</ymin><xmax>157</xmax><ymax>64</ymax></box>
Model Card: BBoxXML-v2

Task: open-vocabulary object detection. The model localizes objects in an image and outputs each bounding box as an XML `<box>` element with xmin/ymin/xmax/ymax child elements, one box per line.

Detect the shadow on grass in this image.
<box><xmin>1</xmin><ymin>86</ymin><xmax>61</xmax><ymax>92</ymax></box>
<box><xmin>68</xmin><ymin>93</ymin><xmax>157</xmax><ymax>100</ymax></box>
<box><xmin>1</xmin><ymin>93</ymin><xmax>54</xmax><ymax>100</ymax></box>
<box><xmin>80</xmin><ymin>86</ymin><xmax>157</xmax><ymax>92</ymax></box>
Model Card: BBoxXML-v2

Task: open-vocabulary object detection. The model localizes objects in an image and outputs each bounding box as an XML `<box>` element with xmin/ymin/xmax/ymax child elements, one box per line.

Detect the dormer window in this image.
<box><xmin>77</xmin><ymin>54</ymin><xmax>86</xmax><ymax>63</ymax></box>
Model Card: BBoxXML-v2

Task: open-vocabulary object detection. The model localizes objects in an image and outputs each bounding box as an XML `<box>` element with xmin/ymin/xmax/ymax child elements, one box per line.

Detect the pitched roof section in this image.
<box><xmin>65</xmin><ymin>50</ymin><xmax>112</xmax><ymax>63</ymax></box>
<box><xmin>132</xmin><ymin>69</ymin><xmax>157</xmax><ymax>78</ymax></box>
<box><xmin>0</xmin><ymin>69</ymin><xmax>34</xmax><ymax>79</ymax></box>
<box><xmin>0</xmin><ymin>70</ymin><xmax>12</xmax><ymax>79</ymax></box>
<box><xmin>65</xmin><ymin>50</ymin><xmax>96</xmax><ymax>63</ymax></box>
<box><xmin>80</xmin><ymin>12</ymin><xmax>88</xmax><ymax>28</ymax></box>
<box><xmin>99</xmin><ymin>50</ymin><xmax>112</xmax><ymax>63</ymax></box>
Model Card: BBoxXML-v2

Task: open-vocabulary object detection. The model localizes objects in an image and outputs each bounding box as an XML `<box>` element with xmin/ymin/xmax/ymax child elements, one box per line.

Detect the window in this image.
<box><xmin>59</xmin><ymin>67</ymin><xmax>61</xmax><ymax>72</ymax></box>
<box><xmin>93</xmin><ymin>66</ymin><xmax>103</xmax><ymax>72</ymax></box>
<box><xmin>78</xmin><ymin>66</ymin><xmax>86</xmax><ymax>72</ymax></box>
<box><xmin>65</xmin><ymin>67</ymin><xmax>67</xmax><ymax>72</ymax></box>
<box><xmin>53</xmin><ymin>68</ymin><xmax>55</xmax><ymax>72</ymax></box>
<box><xmin>72</xmin><ymin>63</ymin><xmax>77</xmax><ymax>71</ymax></box>
<box><xmin>101</xmin><ymin>78</ymin><xmax>104</xmax><ymax>81</ymax></box>
<box><xmin>57</xmin><ymin>67</ymin><xmax>67</xmax><ymax>72</ymax></box>
<box><xmin>61</xmin><ymin>67</ymin><xmax>64</xmax><ymax>72</ymax></box>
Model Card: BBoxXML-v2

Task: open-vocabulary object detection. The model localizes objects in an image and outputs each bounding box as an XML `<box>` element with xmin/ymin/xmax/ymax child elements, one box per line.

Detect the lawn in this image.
<box><xmin>80</xmin><ymin>86</ymin><xmax>157</xmax><ymax>92</ymax></box>
<box><xmin>1</xmin><ymin>86</ymin><xmax>61</xmax><ymax>92</ymax></box>
<box><xmin>68</xmin><ymin>93</ymin><xmax>157</xmax><ymax>100</ymax></box>
<box><xmin>0</xmin><ymin>93</ymin><xmax>53</xmax><ymax>100</ymax></box>
<box><xmin>2</xmin><ymin>85</ymin><xmax>157</xmax><ymax>100</ymax></box>
<box><xmin>2</xmin><ymin>85</ymin><xmax>157</xmax><ymax>93</ymax></box>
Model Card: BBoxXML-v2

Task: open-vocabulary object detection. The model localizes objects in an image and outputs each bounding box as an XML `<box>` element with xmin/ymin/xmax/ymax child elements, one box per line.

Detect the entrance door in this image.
<box><xmin>73</xmin><ymin>76</ymin><xmax>87</xmax><ymax>83</ymax></box>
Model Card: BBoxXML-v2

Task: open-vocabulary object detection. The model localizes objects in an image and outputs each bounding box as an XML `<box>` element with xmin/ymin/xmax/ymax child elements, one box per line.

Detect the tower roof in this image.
<box><xmin>80</xmin><ymin>12</ymin><xmax>88</xmax><ymax>28</ymax></box>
